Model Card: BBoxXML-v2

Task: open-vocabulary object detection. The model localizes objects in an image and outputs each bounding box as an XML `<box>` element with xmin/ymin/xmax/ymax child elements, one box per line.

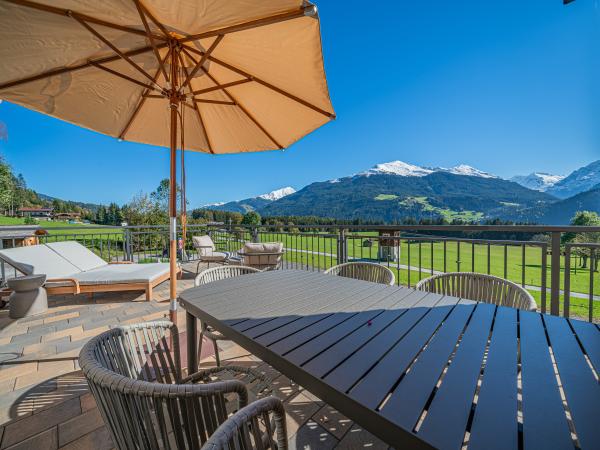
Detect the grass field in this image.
<box><xmin>3</xmin><ymin>219</ymin><xmax>597</xmax><ymax>320</ymax></box>
<box><xmin>251</xmin><ymin>230</ymin><xmax>599</xmax><ymax>321</ymax></box>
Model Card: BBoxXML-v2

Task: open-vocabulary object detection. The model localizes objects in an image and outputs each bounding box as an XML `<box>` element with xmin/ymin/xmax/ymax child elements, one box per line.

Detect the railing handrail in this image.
<box><xmin>2</xmin><ymin>223</ymin><xmax>600</xmax><ymax>233</ymax></box>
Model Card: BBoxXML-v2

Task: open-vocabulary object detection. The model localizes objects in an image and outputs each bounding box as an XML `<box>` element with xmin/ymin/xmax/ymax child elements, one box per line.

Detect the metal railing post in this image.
<box><xmin>124</xmin><ymin>227</ymin><xmax>133</xmax><ymax>261</ymax></box>
<box><xmin>337</xmin><ymin>228</ymin><xmax>347</xmax><ymax>263</ymax></box>
<box><xmin>550</xmin><ymin>231</ymin><xmax>561</xmax><ymax>316</ymax></box>
<box><xmin>563</xmin><ymin>245</ymin><xmax>571</xmax><ymax>318</ymax></box>
<box><xmin>251</xmin><ymin>226</ymin><xmax>259</xmax><ymax>243</ymax></box>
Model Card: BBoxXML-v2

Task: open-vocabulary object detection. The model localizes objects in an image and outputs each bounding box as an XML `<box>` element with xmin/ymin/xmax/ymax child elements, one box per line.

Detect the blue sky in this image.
<box><xmin>1</xmin><ymin>0</ymin><xmax>599</xmax><ymax>207</ymax></box>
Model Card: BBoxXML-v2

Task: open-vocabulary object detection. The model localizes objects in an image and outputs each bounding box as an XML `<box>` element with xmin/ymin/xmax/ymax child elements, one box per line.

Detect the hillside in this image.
<box><xmin>537</xmin><ymin>186</ymin><xmax>600</xmax><ymax>224</ymax></box>
<box><xmin>546</xmin><ymin>160</ymin><xmax>600</xmax><ymax>199</ymax></box>
<box><xmin>260</xmin><ymin>171</ymin><xmax>555</xmax><ymax>222</ymax></box>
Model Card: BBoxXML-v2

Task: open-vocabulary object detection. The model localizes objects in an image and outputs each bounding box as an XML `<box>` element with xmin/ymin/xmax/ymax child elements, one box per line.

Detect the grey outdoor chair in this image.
<box><xmin>234</xmin><ymin>242</ymin><xmax>285</xmax><ymax>271</ymax></box>
<box><xmin>79</xmin><ymin>321</ymin><xmax>274</xmax><ymax>450</ymax></box>
<box><xmin>193</xmin><ymin>235</ymin><xmax>231</xmax><ymax>272</ymax></box>
<box><xmin>195</xmin><ymin>266</ymin><xmax>262</xmax><ymax>366</ymax></box>
<box><xmin>201</xmin><ymin>396</ymin><xmax>288</xmax><ymax>450</ymax></box>
<box><xmin>324</xmin><ymin>262</ymin><xmax>395</xmax><ymax>286</ymax></box>
<box><xmin>415</xmin><ymin>272</ymin><xmax>537</xmax><ymax>311</ymax></box>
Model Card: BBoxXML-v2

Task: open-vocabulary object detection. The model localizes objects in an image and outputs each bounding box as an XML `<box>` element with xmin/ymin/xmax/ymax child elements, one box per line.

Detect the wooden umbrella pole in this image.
<box><xmin>169</xmin><ymin>44</ymin><xmax>179</xmax><ymax>325</ymax></box>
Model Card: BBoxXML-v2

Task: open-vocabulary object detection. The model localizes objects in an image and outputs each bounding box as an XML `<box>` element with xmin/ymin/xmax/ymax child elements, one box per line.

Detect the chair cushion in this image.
<box><xmin>192</xmin><ymin>235</ymin><xmax>216</xmax><ymax>255</ymax></box>
<box><xmin>200</xmin><ymin>251</ymin><xmax>229</xmax><ymax>262</ymax></box>
<box><xmin>0</xmin><ymin>244</ymin><xmax>81</xmax><ymax>278</ymax></box>
<box><xmin>242</xmin><ymin>242</ymin><xmax>283</xmax><ymax>266</ymax></box>
<box><xmin>72</xmin><ymin>263</ymin><xmax>170</xmax><ymax>285</ymax></box>
<box><xmin>46</xmin><ymin>241</ymin><xmax>108</xmax><ymax>272</ymax></box>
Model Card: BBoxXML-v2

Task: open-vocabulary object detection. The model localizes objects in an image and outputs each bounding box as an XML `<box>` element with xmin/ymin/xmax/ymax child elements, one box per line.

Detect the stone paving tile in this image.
<box><xmin>336</xmin><ymin>424</ymin><xmax>390</xmax><ymax>449</ymax></box>
<box><xmin>9</xmin><ymin>333</ymin><xmax>41</xmax><ymax>346</ymax></box>
<box><xmin>1</xmin><ymin>397</ymin><xmax>80</xmax><ymax>448</ymax></box>
<box><xmin>58</xmin><ymin>426</ymin><xmax>113</xmax><ymax>450</ymax></box>
<box><xmin>14</xmin><ymin>361</ymin><xmax>75</xmax><ymax>391</ymax></box>
<box><xmin>41</xmin><ymin>326</ymin><xmax>83</xmax><ymax>343</ymax></box>
<box><xmin>284</xmin><ymin>392</ymin><xmax>322</xmax><ymax>438</ymax></box>
<box><xmin>2</xmin><ymin>426</ymin><xmax>58</xmax><ymax>450</ymax></box>
<box><xmin>313</xmin><ymin>405</ymin><xmax>354</xmax><ymax>440</ymax></box>
<box><xmin>43</xmin><ymin>312</ymin><xmax>79</xmax><ymax>325</ymax></box>
<box><xmin>288</xmin><ymin>419</ymin><xmax>339</xmax><ymax>450</ymax></box>
<box><xmin>57</xmin><ymin>408</ymin><xmax>104</xmax><ymax>447</ymax></box>
<box><xmin>0</xmin><ymin>363</ymin><xmax>37</xmax><ymax>384</ymax></box>
<box><xmin>79</xmin><ymin>393</ymin><xmax>96</xmax><ymax>413</ymax></box>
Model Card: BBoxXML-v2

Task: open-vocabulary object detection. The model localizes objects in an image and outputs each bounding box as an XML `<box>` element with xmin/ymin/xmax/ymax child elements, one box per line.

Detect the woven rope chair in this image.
<box><xmin>415</xmin><ymin>272</ymin><xmax>537</xmax><ymax>311</ymax></box>
<box><xmin>201</xmin><ymin>396</ymin><xmax>288</xmax><ymax>450</ymax></box>
<box><xmin>195</xmin><ymin>266</ymin><xmax>262</xmax><ymax>366</ymax></box>
<box><xmin>324</xmin><ymin>262</ymin><xmax>395</xmax><ymax>286</ymax></box>
<box><xmin>79</xmin><ymin>321</ymin><xmax>274</xmax><ymax>450</ymax></box>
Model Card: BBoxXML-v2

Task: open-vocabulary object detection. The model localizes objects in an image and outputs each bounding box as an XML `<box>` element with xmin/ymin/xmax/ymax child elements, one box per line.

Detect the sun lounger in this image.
<box><xmin>0</xmin><ymin>241</ymin><xmax>177</xmax><ymax>301</ymax></box>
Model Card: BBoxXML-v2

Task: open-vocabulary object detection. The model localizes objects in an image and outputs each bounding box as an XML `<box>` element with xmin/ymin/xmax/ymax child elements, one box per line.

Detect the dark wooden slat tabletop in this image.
<box><xmin>180</xmin><ymin>269</ymin><xmax>599</xmax><ymax>450</ymax></box>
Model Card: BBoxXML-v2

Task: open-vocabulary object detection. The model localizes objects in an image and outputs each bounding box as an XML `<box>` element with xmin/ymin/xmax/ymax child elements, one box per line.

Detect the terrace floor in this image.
<box><xmin>0</xmin><ymin>263</ymin><xmax>389</xmax><ymax>449</ymax></box>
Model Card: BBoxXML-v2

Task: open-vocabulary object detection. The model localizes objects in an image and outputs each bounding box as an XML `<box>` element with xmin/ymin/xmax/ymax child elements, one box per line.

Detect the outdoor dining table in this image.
<box><xmin>179</xmin><ymin>269</ymin><xmax>600</xmax><ymax>450</ymax></box>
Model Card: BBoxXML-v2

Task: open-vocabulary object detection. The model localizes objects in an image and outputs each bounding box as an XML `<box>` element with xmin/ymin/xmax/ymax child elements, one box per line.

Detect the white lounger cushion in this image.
<box><xmin>72</xmin><ymin>263</ymin><xmax>170</xmax><ymax>285</ymax></box>
<box><xmin>0</xmin><ymin>245</ymin><xmax>81</xmax><ymax>278</ymax></box>
<box><xmin>46</xmin><ymin>241</ymin><xmax>107</xmax><ymax>272</ymax></box>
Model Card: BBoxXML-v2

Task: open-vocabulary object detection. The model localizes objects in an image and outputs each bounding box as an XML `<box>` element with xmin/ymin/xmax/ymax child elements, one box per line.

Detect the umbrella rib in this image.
<box><xmin>179</xmin><ymin>5</ymin><xmax>315</xmax><ymax>44</ymax></box>
<box><xmin>181</xmin><ymin>35</ymin><xmax>224</xmax><ymax>89</ymax></box>
<box><xmin>137</xmin><ymin>1</ymin><xmax>171</xmax><ymax>38</ymax></box>
<box><xmin>191</xmin><ymin>79</ymin><xmax>252</xmax><ymax>96</ymax></box>
<box><xmin>90</xmin><ymin>61</ymin><xmax>163</xmax><ymax>93</ymax></box>
<box><xmin>0</xmin><ymin>43</ymin><xmax>162</xmax><ymax>91</ymax></box>
<box><xmin>4</xmin><ymin>0</ymin><xmax>167</xmax><ymax>41</ymax></box>
<box><xmin>193</xmin><ymin>99</ymin><xmax>236</xmax><ymax>105</ymax></box>
<box><xmin>183</xmin><ymin>45</ymin><xmax>335</xmax><ymax>119</ymax></box>
<box><xmin>190</xmin><ymin>56</ymin><xmax>283</xmax><ymax>149</ymax></box>
<box><xmin>177</xmin><ymin>51</ymin><xmax>214</xmax><ymax>154</ymax></box>
<box><xmin>72</xmin><ymin>14</ymin><xmax>161</xmax><ymax>88</ymax></box>
<box><xmin>182</xmin><ymin>47</ymin><xmax>282</xmax><ymax>149</ymax></box>
<box><xmin>118</xmin><ymin>48</ymin><xmax>171</xmax><ymax>140</ymax></box>
<box><xmin>132</xmin><ymin>0</ymin><xmax>169</xmax><ymax>82</ymax></box>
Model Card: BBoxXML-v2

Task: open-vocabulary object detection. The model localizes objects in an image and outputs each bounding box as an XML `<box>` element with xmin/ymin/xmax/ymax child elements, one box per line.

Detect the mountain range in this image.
<box><xmin>202</xmin><ymin>159</ymin><xmax>600</xmax><ymax>224</ymax></box>
<box><xmin>203</xmin><ymin>187</ymin><xmax>296</xmax><ymax>214</ymax></box>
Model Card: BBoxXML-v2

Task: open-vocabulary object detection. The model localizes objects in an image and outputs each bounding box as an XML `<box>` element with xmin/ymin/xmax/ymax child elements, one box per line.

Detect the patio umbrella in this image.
<box><xmin>0</xmin><ymin>0</ymin><xmax>335</xmax><ymax>324</ymax></box>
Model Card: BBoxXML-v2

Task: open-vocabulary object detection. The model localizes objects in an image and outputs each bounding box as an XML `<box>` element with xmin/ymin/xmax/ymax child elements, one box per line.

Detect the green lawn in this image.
<box><xmin>251</xmin><ymin>230</ymin><xmax>598</xmax><ymax>321</ymax></box>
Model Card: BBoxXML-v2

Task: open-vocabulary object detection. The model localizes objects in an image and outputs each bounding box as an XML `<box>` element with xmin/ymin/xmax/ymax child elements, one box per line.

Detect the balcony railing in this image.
<box><xmin>0</xmin><ymin>223</ymin><xmax>598</xmax><ymax>323</ymax></box>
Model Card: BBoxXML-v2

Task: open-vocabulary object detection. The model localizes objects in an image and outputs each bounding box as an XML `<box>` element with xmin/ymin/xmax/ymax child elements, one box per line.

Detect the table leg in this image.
<box><xmin>186</xmin><ymin>311</ymin><xmax>198</xmax><ymax>374</ymax></box>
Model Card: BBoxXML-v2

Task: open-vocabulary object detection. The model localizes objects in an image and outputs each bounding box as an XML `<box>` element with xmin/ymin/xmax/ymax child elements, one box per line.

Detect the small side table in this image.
<box><xmin>7</xmin><ymin>274</ymin><xmax>47</xmax><ymax>319</ymax></box>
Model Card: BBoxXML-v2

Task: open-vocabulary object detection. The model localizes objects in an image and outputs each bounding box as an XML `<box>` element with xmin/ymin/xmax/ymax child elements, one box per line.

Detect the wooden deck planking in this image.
<box><xmin>254</xmin><ymin>284</ymin><xmax>391</xmax><ymax>346</ymax></box>
<box><xmin>569</xmin><ymin>318</ymin><xmax>600</xmax><ymax>375</ymax></box>
<box><xmin>324</xmin><ymin>296</ymin><xmax>436</xmax><ymax>393</ymax></box>
<box><xmin>519</xmin><ymin>311</ymin><xmax>573</xmax><ymax>450</ymax></box>
<box><xmin>379</xmin><ymin>302</ymin><xmax>475</xmax><ymax>429</ymax></box>
<box><xmin>468</xmin><ymin>307</ymin><xmax>519</xmax><ymax>450</ymax></box>
<box><xmin>544</xmin><ymin>314</ymin><xmax>600</xmax><ymax>449</ymax></box>
<box><xmin>268</xmin><ymin>284</ymin><xmax>405</xmax><ymax>356</ymax></box>
<box><xmin>302</xmin><ymin>290</ymin><xmax>428</xmax><ymax>377</ymax></box>
<box><xmin>417</xmin><ymin>303</ymin><xmax>496</xmax><ymax>449</ymax></box>
<box><xmin>224</xmin><ymin>275</ymin><xmax>347</xmax><ymax>330</ymax></box>
<box><xmin>349</xmin><ymin>303</ymin><xmax>458</xmax><ymax>410</ymax></box>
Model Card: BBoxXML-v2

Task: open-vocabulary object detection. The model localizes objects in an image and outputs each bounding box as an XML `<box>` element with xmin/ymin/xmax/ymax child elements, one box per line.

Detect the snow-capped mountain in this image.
<box><xmin>201</xmin><ymin>187</ymin><xmax>296</xmax><ymax>213</ymax></box>
<box><xmin>433</xmin><ymin>164</ymin><xmax>498</xmax><ymax>179</ymax></box>
<box><xmin>510</xmin><ymin>173</ymin><xmax>565</xmax><ymax>192</ymax></box>
<box><xmin>359</xmin><ymin>160</ymin><xmax>497</xmax><ymax>179</ymax></box>
<box><xmin>359</xmin><ymin>161</ymin><xmax>434</xmax><ymax>177</ymax></box>
<box><xmin>546</xmin><ymin>160</ymin><xmax>600</xmax><ymax>199</ymax></box>
<box><xmin>258</xmin><ymin>187</ymin><xmax>296</xmax><ymax>201</ymax></box>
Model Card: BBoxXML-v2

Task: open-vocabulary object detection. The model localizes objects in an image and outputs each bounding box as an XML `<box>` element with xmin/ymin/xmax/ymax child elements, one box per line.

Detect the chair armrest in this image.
<box><xmin>46</xmin><ymin>278</ymin><xmax>81</xmax><ymax>294</ymax></box>
<box><xmin>201</xmin><ymin>396</ymin><xmax>287</xmax><ymax>449</ymax></box>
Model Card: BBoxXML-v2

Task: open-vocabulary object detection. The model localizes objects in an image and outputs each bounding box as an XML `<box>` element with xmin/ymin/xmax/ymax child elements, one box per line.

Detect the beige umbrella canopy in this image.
<box><xmin>0</xmin><ymin>0</ymin><xmax>335</xmax><ymax>322</ymax></box>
